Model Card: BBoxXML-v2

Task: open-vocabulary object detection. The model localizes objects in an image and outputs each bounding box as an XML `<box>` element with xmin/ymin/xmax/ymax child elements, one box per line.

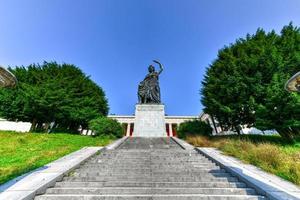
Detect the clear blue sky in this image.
<box><xmin>0</xmin><ymin>0</ymin><xmax>299</xmax><ymax>115</ymax></box>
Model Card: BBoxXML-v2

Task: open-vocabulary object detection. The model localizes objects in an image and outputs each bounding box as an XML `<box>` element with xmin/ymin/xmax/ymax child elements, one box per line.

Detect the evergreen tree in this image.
<box><xmin>255</xmin><ymin>24</ymin><xmax>300</xmax><ymax>140</ymax></box>
<box><xmin>202</xmin><ymin>29</ymin><xmax>279</xmax><ymax>133</ymax></box>
<box><xmin>0</xmin><ymin>62</ymin><xmax>108</xmax><ymax>133</ymax></box>
<box><xmin>201</xmin><ymin>23</ymin><xmax>300</xmax><ymax>140</ymax></box>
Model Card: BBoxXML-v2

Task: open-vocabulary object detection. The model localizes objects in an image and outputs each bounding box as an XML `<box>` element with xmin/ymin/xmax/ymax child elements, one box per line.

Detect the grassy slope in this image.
<box><xmin>0</xmin><ymin>131</ymin><xmax>113</xmax><ymax>185</ymax></box>
<box><xmin>186</xmin><ymin>135</ymin><xmax>300</xmax><ymax>185</ymax></box>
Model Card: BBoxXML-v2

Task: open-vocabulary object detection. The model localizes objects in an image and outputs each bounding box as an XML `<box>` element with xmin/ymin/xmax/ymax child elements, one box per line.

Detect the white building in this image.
<box><xmin>108</xmin><ymin>115</ymin><xmax>199</xmax><ymax>137</ymax></box>
<box><xmin>0</xmin><ymin>118</ymin><xmax>31</xmax><ymax>132</ymax></box>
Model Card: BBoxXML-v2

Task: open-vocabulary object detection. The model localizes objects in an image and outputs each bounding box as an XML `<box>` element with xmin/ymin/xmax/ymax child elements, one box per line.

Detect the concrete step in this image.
<box><xmin>88</xmin><ymin>156</ymin><xmax>209</xmax><ymax>159</ymax></box>
<box><xmin>97</xmin><ymin>155</ymin><xmax>204</xmax><ymax>158</ymax></box>
<box><xmin>86</xmin><ymin>160</ymin><xmax>212</xmax><ymax>164</ymax></box>
<box><xmin>86</xmin><ymin>159</ymin><xmax>210</xmax><ymax>162</ymax></box>
<box><xmin>85</xmin><ymin>162</ymin><xmax>214</xmax><ymax>166</ymax></box>
<box><xmin>74</xmin><ymin>169</ymin><xmax>226</xmax><ymax>174</ymax></box>
<box><xmin>77</xmin><ymin>167</ymin><xmax>221</xmax><ymax>172</ymax></box>
<box><xmin>71</xmin><ymin>172</ymin><xmax>233</xmax><ymax>178</ymax></box>
<box><xmin>82</xmin><ymin>163</ymin><xmax>218</xmax><ymax>167</ymax></box>
<box><xmin>45</xmin><ymin>187</ymin><xmax>257</xmax><ymax>195</ymax></box>
<box><xmin>91</xmin><ymin>154</ymin><xmax>202</xmax><ymax>156</ymax></box>
<box><xmin>54</xmin><ymin>181</ymin><xmax>247</xmax><ymax>188</ymax></box>
<box><xmin>35</xmin><ymin>194</ymin><xmax>266</xmax><ymax>200</ymax></box>
<box><xmin>63</xmin><ymin>176</ymin><xmax>239</xmax><ymax>182</ymax></box>
<box><xmin>86</xmin><ymin>158</ymin><xmax>212</xmax><ymax>164</ymax></box>
<box><xmin>89</xmin><ymin>157</ymin><xmax>209</xmax><ymax>161</ymax></box>
<box><xmin>76</xmin><ymin>164</ymin><xmax>220</xmax><ymax>170</ymax></box>
<box><xmin>89</xmin><ymin>153</ymin><xmax>198</xmax><ymax>155</ymax></box>
<box><xmin>89</xmin><ymin>153</ymin><xmax>204</xmax><ymax>156</ymax></box>
<box><xmin>98</xmin><ymin>154</ymin><xmax>201</xmax><ymax>157</ymax></box>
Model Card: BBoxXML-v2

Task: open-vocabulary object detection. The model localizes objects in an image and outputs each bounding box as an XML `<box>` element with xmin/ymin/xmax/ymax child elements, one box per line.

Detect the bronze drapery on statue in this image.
<box><xmin>138</xmin><ymin>60</ymin><xmax>164</xmax><ymax>104</ymax></box>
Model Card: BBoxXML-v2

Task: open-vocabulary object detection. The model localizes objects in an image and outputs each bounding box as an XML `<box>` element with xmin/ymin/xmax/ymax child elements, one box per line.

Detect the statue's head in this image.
<box><xmin>148</xmin><ymin>65</ymin><xmax>155</xmax><ymax>73</ymax></box>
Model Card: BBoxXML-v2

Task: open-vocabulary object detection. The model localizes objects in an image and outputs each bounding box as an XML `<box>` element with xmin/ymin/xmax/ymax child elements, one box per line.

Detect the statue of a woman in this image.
<box><xmin>138</xmin><ymin>60</ymin><xmax>164</xmax><ymax>104</ymax></box>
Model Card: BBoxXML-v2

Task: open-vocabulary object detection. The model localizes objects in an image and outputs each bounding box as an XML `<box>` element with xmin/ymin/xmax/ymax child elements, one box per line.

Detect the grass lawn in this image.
<box><xmin>0</xmin><ymin>131</ymin><xmax>114</xmax><ymax>185</ymax></box>
<box><xmin>186</xmin><ymin>135</ymin><xmax>300</xmax><ymax>186</ymax></box>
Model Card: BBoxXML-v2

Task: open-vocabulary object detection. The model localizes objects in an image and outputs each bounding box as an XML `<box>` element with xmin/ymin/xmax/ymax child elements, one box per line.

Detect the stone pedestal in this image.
<box><xmin>133</xmin><ymin>104</ymin><xmax>167</xmax><ymax>137</ymax></box>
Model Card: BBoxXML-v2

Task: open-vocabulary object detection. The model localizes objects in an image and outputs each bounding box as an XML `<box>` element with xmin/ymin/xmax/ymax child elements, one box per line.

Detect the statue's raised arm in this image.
<box><xmin>153</xmin><ymin>60</ymin><xmax>163</xmax><ymax>75</ymax></box>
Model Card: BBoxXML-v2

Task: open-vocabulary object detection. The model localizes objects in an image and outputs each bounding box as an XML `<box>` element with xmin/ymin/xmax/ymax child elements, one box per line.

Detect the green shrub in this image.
<box><xmin>177</xmin><ymin>120</ymin><xmax>212</xmax><ymax>138</ymax></box>
<box><xmin>89</xmin><ymin>117</ymin><xmax>123</xmax><ymax>138</ymax></box>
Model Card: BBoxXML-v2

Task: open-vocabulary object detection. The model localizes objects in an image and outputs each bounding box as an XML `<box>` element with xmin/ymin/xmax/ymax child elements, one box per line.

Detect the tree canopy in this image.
<box><xmin>0</xmin><ymin>62</ymin><xmax>109</xmax><ymax>133</ymax></box>
<box><xmin>201</xmin><ymin>23</ymin><xmax>300</xmax><ymax>140</ymax></box>
<box><xmin>177</xmin><ymin>120</ymin><xmax>212</xmax><ymax>138</ymax></box>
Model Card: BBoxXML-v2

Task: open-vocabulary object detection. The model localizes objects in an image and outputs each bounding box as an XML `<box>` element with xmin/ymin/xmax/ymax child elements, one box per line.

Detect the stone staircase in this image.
<box><xmin>35</xmin><ymin>138</ymin><xmax>266</xmax><ymax>200</ymax></box>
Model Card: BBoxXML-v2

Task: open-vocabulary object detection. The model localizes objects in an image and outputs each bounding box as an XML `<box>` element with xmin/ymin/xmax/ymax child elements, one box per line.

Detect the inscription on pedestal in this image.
<box><xmin>133</xmin><ymin>104</ymin><xmax>167</xmax><ymax>137</ymax></box>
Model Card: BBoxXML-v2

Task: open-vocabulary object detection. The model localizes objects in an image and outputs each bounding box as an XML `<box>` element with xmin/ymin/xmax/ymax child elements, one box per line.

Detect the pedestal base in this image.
<box><xmin>133</xmin><ymin>104</ymin><xmax>167</xmax><ymax>137</ymax></box>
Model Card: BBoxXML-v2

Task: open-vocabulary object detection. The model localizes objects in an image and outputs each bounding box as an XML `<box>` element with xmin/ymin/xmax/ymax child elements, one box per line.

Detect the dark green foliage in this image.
<box><xmin>0</xmin><ymin>62</ymin><xmax>108</xmax><ymax>133</ymax></box>
<box><xmin>256</xmin><ymin>72</ymin><xmax>300</xmax><ymax>141</ymax></box>
<box><xmin>255</xmin><ymin>25</ymin><xmax>300</xmax><ymax>141</ymax></box>
<box><xmin>89</xmin><ymin>117</ymin><xmax>123</xmax><ymax>138</ymax></box>
<box><xmin>201</xmin><ymin>23</ymin><xmax>300</xmax><ymax>141</ymax></box>
<box><xmin>177</xmin><ymin>120</ymin><xmax>212</xmax><ymax>138</ymax></box>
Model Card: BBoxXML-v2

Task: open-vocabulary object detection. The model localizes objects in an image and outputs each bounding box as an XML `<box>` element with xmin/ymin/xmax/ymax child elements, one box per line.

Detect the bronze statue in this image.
<box><xmin>138</xmin><ymin>60</ymin><xmax>164</xmax><ymax>104</ymax></box>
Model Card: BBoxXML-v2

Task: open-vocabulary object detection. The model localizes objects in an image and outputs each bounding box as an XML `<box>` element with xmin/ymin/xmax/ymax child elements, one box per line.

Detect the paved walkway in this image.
<box><xmin>35</xmin><ymin>138</ymin><xmax>266</xmax><ymax>200</ymax></box>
